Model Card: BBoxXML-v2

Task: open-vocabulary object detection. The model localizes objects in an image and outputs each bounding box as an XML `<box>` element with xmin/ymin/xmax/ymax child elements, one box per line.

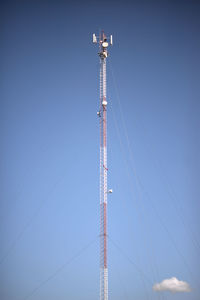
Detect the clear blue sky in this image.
<box><xmin>1</xmin><ymin>0</ymin><xmax>199</xmax><ymax>299</ymax></box>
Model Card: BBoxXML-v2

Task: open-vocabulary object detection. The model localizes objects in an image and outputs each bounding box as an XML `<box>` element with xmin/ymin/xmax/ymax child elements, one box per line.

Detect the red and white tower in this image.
<box><xmin>93</xmin><ymin>31</ymin><xmax>113</xmax><ymax>300</ymax></box>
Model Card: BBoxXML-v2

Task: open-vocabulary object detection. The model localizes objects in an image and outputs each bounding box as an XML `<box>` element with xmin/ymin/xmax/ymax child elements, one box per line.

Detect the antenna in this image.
<box><xmin>93</xmin><ymin>31</ymin><xmax>113</xmax><ymax>300</ymax></box>
<box><xmin>93</xmin><ymin>33</ymin><xmax>97</xmax><ymax>43</ymax></box>
<box><xmin>110</xmin><ymin>35</ymin><xmax>113</xmax><ymax>45</ymax></box>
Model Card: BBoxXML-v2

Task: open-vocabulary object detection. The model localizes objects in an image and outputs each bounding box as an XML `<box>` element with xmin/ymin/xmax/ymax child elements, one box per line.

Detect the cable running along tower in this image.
<box><xmin>93</xmin><ymin>31</ymin><xmax>113</xmax><ymax>300</ymax></box>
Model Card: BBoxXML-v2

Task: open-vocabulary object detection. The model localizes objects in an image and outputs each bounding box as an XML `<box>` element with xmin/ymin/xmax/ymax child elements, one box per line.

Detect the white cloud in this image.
<box><xmin>153</xmin><ymin>277</ymin><xmax>191</xmax><ymax>293</ymax></box>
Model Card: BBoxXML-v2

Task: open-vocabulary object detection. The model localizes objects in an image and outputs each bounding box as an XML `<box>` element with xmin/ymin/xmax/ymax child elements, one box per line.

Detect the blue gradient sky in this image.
<box><xmin>1</xmin><ymin>0</ymin><xmax>200</xmax><ymax>299</ymax></box>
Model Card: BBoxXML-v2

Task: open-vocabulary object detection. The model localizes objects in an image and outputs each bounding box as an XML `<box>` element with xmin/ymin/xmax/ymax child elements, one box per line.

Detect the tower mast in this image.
<box><xmin>93</xmin><ymin>31</ymin><xmax>113</xmax><ymax>300</ymax></box>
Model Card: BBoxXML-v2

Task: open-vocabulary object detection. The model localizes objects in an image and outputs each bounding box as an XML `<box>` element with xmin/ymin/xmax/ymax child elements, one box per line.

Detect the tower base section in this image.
<box><xmin>100</xmin><ymin>267</ymin><xmax>108</xmax><ymax>300</ymax></box>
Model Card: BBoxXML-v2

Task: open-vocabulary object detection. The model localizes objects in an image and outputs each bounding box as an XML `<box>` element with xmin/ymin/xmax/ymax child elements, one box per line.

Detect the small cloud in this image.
<box><xmin>153</xmin><ymin>277</ymin><xmax>191</xmax><ymax>293</ymax></box>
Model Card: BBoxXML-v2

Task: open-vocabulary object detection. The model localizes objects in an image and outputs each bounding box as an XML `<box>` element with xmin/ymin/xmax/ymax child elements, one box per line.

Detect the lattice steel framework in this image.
<box><xmin>93</xmin><ymin>31</ymin><xmax>112</xmax><ymax>300</ymax></box>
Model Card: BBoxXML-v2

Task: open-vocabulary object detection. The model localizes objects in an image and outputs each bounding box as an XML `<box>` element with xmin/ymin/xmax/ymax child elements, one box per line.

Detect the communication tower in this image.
<box><xmin>93</xmin><ymin>31</ymin><xmax>113</xmax><ymax>300</ymax></box>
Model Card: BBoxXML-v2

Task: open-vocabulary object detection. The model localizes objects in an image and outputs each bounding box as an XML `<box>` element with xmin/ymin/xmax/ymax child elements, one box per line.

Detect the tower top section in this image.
<box><xmin>93</xmin><ymin>31</ymin><xmax>113</xmax><ymax>58</ymax></box>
